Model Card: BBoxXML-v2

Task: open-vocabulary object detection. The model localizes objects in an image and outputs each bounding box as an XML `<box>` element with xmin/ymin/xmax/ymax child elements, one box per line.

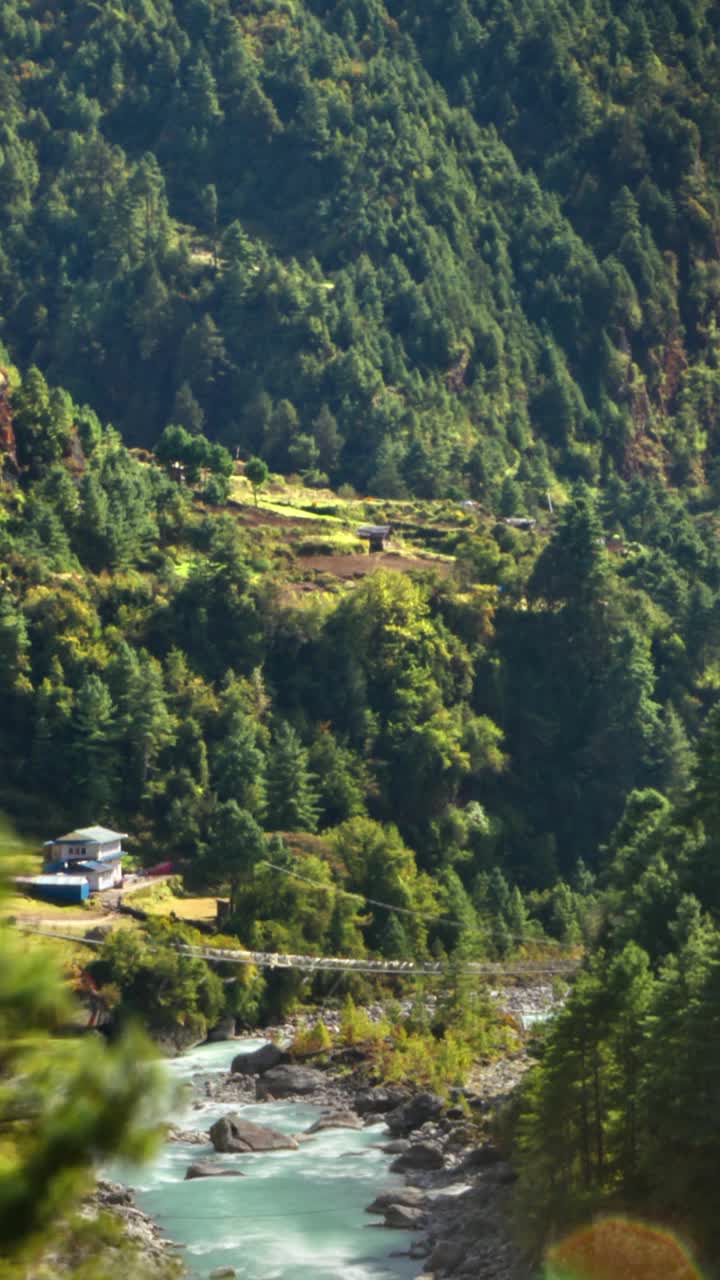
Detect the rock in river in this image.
<box><xmin>383</xmin><ymin>1204</ymin><xmax>425</xmax><ymax>1229</ymax></box>
<box><xmin>209</xmin><ymin>1113</ymin><xmax>299</xmax><ymax>1154</ymax></box>
<box><xmin>231</xmin><ymin>1042</ymin><xmax>286</xmax><ymax>1075</ymax></box>
<box><xmin>305</xmin><ymin>1110</ymin><xmax>363</xmax><ymax>1134</ymax></box>
<box><xmin>185</xmin><ymin>1161</ymin><xmax>247</xmax><ymax>1180</ymax></box>
<box><xmin>255</xmin><ymin>1065</ymin><xmax>327</xmax><ymax>1099</ymax></box>
<box><xmin>365</xmin><ymin>1187</ymin><xmax>427</xmax><ymax>1215</ymax></box>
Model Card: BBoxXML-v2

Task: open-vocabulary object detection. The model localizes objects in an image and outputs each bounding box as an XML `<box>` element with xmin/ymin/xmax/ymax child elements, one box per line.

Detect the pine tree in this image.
<box><xmin>172</xmin><ymin>382</ymin><xmax>205</xmax><ymax>436</ymax></box>
<box><xmin>71</xmin><ymin>674</ymin><xmax>117</xmax><ymax>818</ymax></box>
<box><xmin>77</xmin><ymin>472</ymin><xmax>109</xmax><ymax>570</ymax></box>
<box><xmin>652</xmin><ymin>702</ymin><xmax>694</xmax><ymax>798</ymax></box>
<box><xmin>212</xmin><ymin>712</ymin><xmax>267</xmax><ymax>820</ymax></box>
<box><xmin>312</xmin><ymin>405</ymin><xmax>342</xmax><ymax>475</ymax></box>
<box><xmin>379</xmin><ymin>911</ymin><xmax>411</xmax><ymax>959</ymax></box>
<box><xmin>266</xmin><ymin>722</ymin><xmax>319</xmax><ymax>832</ymax></box>
<box><xmin>12</xmin><ymin>367</ymin><xmax>68</xmax><ymax>474</ymax></box>
<box><xmin>205</xmin><ymin>799</ymin><xmax>266</xmax><ymax>915</ymax></box>
<box><xmin>507</xmin><ymin>886</ymin><xmax>529</xmax><ymax>942</ymax></box>
<box><xmin>121</xmin><ymin>653</ymin><xmax>174</xmax><ymax>807</ymax></box>
<box><xmin>529</xmin><ymin>486</ymin><xmax>607</xmax><ymax>606</ymax></box>
<box><xmin>0</xmin><ymin>593</ymin><xmax>31</xmax><ymax>698</ymax></box>
<box><xmin>369</xmin><ymin>436</ymin><xmax>407</xmax><ymax>498</ymax></box>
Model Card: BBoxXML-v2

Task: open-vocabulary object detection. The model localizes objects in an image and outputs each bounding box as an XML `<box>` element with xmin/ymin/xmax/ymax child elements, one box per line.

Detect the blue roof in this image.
<box><xmin>45</xmin><ymin>825</ymin><xmax>128</xmax><ymax>846</ymax></box>
<box><xmin>76</xmin><ymin>860</ymin><xmax>120</xmax><ymax>872</ymax></box>
<box><xmin>31</xmin><ymin>874</ymin><xmax>89</xmax><ymax>887</ymax></box>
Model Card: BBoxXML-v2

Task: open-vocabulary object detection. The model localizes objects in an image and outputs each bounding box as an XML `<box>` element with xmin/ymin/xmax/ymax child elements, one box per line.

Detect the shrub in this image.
<box><xmin>292</xmin><ymin>1018</ymin><xmax>332</xmax><ymax>1056</ymax></box>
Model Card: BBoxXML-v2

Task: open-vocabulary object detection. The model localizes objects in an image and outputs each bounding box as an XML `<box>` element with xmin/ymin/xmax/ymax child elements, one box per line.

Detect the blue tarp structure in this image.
<box><xmin>28</xmin><ymin>875</ymin><xmax>90</xmax><ymax>904</ymax></box>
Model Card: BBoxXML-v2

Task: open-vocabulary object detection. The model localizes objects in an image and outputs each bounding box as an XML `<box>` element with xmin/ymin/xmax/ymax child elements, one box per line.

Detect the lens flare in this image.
<box><xmin>545</xmin><ymin>1217</ymin><xmax>702</xmax><ymax>1280</ymax></box>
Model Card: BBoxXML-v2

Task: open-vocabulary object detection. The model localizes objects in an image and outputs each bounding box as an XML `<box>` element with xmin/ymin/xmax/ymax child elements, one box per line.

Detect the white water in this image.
<box><xmin>112</xmin><ymin>1040</ymin><xmax>420</xmax><ymax>1280</ymax></box>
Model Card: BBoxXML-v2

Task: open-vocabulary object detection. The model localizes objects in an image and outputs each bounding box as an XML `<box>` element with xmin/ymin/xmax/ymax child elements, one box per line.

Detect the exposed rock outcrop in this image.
<box><xmin>231</xmin><ymin>1042</ymin><xmax>287</xmax><ymax>1075</ymax></box>
<box><xmin>385</xmin><ymin>1092</ymin><xmax>444</xmax><ymax>1136</ymax></box>
<box><xmin>255</xmin><ymin>1064</ymin><xmax>327</xmax><ymax>1099</ymax></box>
<box><xmin>209</xmin><ymin>1113</ymin><xmax>299</xmax><ymax>1153</ymax></box>
<box><xmin>391</xmin><ymin>1140</ymin><xmax>445</xmax><ymax>1172</ymax></box>
<box><xmin>383</xmin><ymin>1203</ymin><xmax>426</xmax><ymax>1229</ymax></box>
<box><xmin>366</xmin><ymin>1187</ymin><xmax>427</xmax><ymax>1215</ymax></box>
<box><xmin>185</xmin><ymin>1161</ymin><xmax>247</xmax><ymax>1180</ymax></box>
<box><xmin>355</xmin><ymin>1085</ymin><xmax>409</xmax><ymax>1116</ymax></box>
<box><xmin>305</xmin><ymin>1109</ymin><xmax>363</xmax><ymax>1134</ymax></box>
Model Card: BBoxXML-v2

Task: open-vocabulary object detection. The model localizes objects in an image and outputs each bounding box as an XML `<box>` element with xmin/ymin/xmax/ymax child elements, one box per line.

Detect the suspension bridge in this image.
<box><xmin>14</xmin><ymin>925</ymin><xmax>579</xmax><ymax>978</ymax></box>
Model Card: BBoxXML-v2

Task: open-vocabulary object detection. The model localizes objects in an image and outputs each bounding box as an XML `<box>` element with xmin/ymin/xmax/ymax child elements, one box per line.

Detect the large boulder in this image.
<box><xmin>207</xmin><ymin>1016</ymin><xmax>237</xmax><ymax>1043</ymax></box>
<box><xmin>209</xmin><ymin>1113</ymin><xmax>299</xmax><ymax>1153</ymax></box>
<box><xmin>391</xmin><ymin>1140</ymin><xmax>444</xmax><ymax>1172</ymax></box>
<box><xmin>185</xmin><ymin>1161</ymin><xmax>246</xmax><ymax>1180</ymax></box>
<box><xmin>366</xmin><ymin>1187</ymin><xmax>427</xmax><ymax>1215</ymax></box>
<box><xmin>255</xmin><ymin>1065</ymin><xmax>326</xmax><ymax>1100</ymax></box>
<box><xmin>305</xmin><ymin>1110</ymin><xmax>363</xmax><ymax>1134</ymax></box>
<box><xmin>383</xmin><ymin>1204</ymin><xmax>425</xmax><ymax>1229</ymax></box>
<box><xmin>355</xmin><ymin>1086</ymin><xmax>409</xmax><ymax>1116</ymax></box>
<box><xmin>385</xmin><ymin>1091</ymin><xmax>444</xmax><ymax>1136</ymax></box>
<box><xmin>231</xmin><ymin>1042</ymin><xmax>286</xmax><ymax>1075</ymax></box>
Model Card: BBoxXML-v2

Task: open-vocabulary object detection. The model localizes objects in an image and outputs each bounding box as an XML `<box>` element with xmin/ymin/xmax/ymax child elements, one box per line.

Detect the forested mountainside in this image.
<box><xmin>3</xmin><ymin>354</ymin><xmax>720</xmax><ymax>898</ymax></box>
<box><xmin>0</xmin><ymin>0</ymin><xmax>719</xmax><ymax>499</ymax></box>
<box><xmin>7</xmin><ymin>360</ymin><xmax>720</xmax><ymax>1272</ymax></box>
<box><xmin>4</xmin><ymin>0</ymin><xmax>720</xmax><ymax>1274</ymax></box>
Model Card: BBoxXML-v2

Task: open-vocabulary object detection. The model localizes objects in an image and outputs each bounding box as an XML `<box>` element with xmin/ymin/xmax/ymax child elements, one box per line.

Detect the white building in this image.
<box><xmin>44</xmin><ymin>825</ymin><xmax>127</xmax><ymax>864</ymax></box>
<box><xmin>74</xmin><ymin>859</ymin><xmax>122</xmax><ymax>892</ymax></box>
<box><xmin>43</xmin><ymin>825</ymin><xmax>127</xmax><ymax>892</ymax></box>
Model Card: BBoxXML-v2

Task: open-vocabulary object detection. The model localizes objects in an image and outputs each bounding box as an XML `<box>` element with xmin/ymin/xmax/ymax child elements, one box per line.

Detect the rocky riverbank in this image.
<box><xmin>135</xmin><ymin>987</ymin><xmax>558</xmax><ymax>1278</ymax></box>
<box><xmin>81</xmin><ymin>1179</ymin><xmax>185</xmax><ymax>1277</ymax></box>
<box><xmin>181</xmin><ymin>1032</ymin><xmax>538</xmax><ymax>1278</ymax></box>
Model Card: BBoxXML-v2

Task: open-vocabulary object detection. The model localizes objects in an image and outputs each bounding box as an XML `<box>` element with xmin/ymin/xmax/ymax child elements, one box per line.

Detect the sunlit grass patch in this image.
<box><xmin>128</xmin><ymin>880</ymin><xmax>219</xmax><ymax>921</ymax></box>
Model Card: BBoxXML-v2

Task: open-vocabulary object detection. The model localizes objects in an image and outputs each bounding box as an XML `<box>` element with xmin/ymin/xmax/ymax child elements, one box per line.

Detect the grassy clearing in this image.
<box><xmin>148</xmin><ymin>895</ymin><xmax>219</xmax><ymax>921</ymax></box>
<box><xmin>232</xmin><ymin>474</ymin><xmax>365</xmax><ymax>522</ymax></box>
<box><xmin>2</xmin><ymin>892</ymin><xmax>97</xmax><ymax>919</ymax></box>
<box><xmin>128</xmin><ymin>879</ymin><xmax>219</xmax><ymax>921</ymax></box>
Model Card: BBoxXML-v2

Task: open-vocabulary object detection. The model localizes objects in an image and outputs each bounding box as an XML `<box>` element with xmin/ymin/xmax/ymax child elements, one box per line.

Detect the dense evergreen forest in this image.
<box><xmin>0</xmin><ymin>0</ymin><xmax>719</xmax><ymax>497</ymax></box>
<box><xmin>2</xmin><ymin>0</ymin><xmax>720</xmax><ymax>1273</ymax></box>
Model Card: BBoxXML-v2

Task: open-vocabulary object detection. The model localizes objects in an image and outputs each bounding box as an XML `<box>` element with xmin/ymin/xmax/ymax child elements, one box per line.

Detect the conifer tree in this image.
<box><xmin>266</xmin><ymin>722</ymin><xmax>319</xmax><ymax>832</ymax></box>
<box><xmin>212</xmin><ymin>712</ymin><xmax>267</xmax><ymax>820</ymax></box>
<box><xmin>71</xmin><ymin>674</ymin><xmax>117</xmax><ymax>818</ymax></box>
<box><xmin>205</xmin><ymin>799</ymin><xmax>267</xmax><ymax>915</ymax></box>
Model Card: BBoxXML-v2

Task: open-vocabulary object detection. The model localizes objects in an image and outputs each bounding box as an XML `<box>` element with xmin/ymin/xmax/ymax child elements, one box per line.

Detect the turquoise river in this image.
<box><xmin>113</xmin><ymin>1039</ymin><xmax>420</xmax><ymax>1280</ymax></box>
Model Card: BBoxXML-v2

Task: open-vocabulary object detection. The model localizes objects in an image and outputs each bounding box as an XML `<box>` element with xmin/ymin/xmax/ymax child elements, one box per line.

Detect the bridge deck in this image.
<box><xmin>14</xmin><ymin>926</ymin><xmax>578</xmax><ymax>977</ymax></box>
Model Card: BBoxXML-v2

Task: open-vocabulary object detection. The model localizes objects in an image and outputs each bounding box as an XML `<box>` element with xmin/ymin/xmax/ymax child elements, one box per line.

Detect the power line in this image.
<box><xmin>259</xmin><ymin>858</ymin><xmax>460</xmax><ymax>926</ymax></box>
<box><xmin>148</xmin><ymin>1207</ymin><xmax>379</xmax><ymax>1223</ymax></box>
<box><xmin>259</xmin><ymin>859</ymin><xmax>574</xmax><ymax>949</ymax></box>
